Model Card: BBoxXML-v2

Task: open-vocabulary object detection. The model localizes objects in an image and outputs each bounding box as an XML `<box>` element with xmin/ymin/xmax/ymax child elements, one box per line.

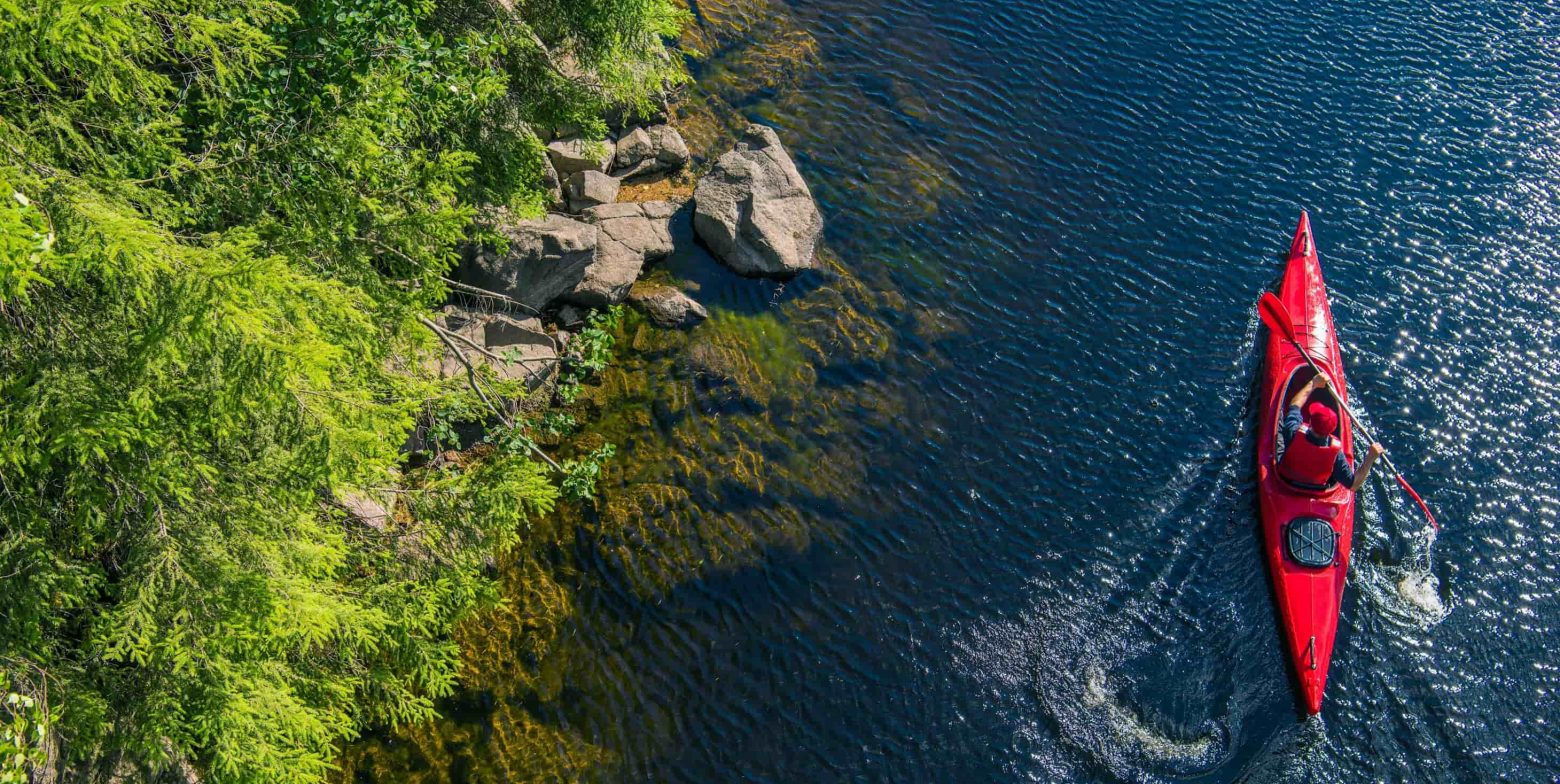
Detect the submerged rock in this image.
<box><xmin>693</xmin><ymin>124</ymin><xmax>822</xmax><ymax>277</ymax></box>
<box><xmin>614</xmin><ymin>124</ymin><xmax>692</xmax><ymax>179</ymax></box>
<box><xmin>566</xmin><ymin>170</ymin><xmax>620</xmax><ymax>212</ymax></box>
<box><xmin>627</xmin><ymin>282</ymin><xmax>707</xmax><ymax>329</ymax></box>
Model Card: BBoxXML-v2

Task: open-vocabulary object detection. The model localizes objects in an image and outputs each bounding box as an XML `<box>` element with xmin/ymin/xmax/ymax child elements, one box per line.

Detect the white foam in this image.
<box><xmin>1081</xmin><ymin>665</ymin><xmax>1218</xmax><ymax>763</ymax></box>
<box><xmin>1395</xmin><ymin>571</ymin><xmax>1445</xmax><ymax>616</ymax></box>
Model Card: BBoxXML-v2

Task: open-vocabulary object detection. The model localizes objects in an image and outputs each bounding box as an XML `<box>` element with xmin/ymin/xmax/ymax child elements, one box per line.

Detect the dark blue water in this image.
<box><xmin>417</xmin><ymin>0</ymin><xmax>1560</xmax><ymax>780</ymax></box>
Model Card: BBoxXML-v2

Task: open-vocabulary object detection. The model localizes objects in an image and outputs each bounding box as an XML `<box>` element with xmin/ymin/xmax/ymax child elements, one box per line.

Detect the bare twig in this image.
<box><xmin>440</xmin><ymin>276</ymin><xmax>543</xmax><ymax>317</ymax></box>
<box><xmin>418</xmin><ymin>315</ymin><xmax>562</xmax><ymax>366</ymax></box>
<box><xmin>420</xmin><ymin>317</ymin><xmax>564</xmax><ymax>472</ymax></box>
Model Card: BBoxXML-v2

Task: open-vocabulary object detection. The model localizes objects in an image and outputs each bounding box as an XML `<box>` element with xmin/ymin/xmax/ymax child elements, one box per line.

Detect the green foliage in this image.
<box><xmin>573</xmin><ymin>305</ymin><xmax>625</xmax><ymax>375</ymax></box>
<box><xmin>0</xmin><ymin>0</ymin><xmax>682</xmax><ymax>782</ymax></box>
<box><xmin>536</xmin><ymin>410</ymin><xmax>578</xmax><ymax>438</ymax></box>
<box><xmin>0</xmin><ymin>688</ymin><xmax>49</xmax><ymax>784</ymax></box>
<box><xmin>561</xmin><ymin>443</ymin><xmax>617</xmax><ymax>501</ymax></box>
<box><xmin>556</xmin><ymin>304</ymin><xmax>623</xmax><ymax>404</ymax></box>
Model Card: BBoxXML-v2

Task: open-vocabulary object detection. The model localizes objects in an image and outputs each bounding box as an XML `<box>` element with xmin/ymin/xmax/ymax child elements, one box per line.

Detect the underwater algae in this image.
<box><xmin>339</xmin><ymin>2</ymin><xmax>975</xmax><ymax>779</ymax></box>
<box><xmin>339</xmin><ymin>249</ymin><xmax>928</xmax><ymax>783</ymax></box>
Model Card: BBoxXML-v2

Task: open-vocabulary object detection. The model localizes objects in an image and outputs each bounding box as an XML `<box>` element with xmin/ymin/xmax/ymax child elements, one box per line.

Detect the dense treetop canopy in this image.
<box><xmin>0</xmin><ymin>0</ymin><xmax>685</xmax><ymax>781</ymax></box>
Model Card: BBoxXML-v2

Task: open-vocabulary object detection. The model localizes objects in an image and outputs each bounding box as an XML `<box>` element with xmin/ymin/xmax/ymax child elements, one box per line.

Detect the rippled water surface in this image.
<box><xmin>364</xmin><ymin>0</ymin><xmax>1560</xmax><ymax>780</ymax></box>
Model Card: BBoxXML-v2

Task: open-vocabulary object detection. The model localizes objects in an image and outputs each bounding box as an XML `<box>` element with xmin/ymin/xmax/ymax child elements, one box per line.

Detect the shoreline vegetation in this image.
<box><xmin>1</xmin><ymin>0</ymin><xmax>955</xmax><ymax>780</ymax></box>
<box><xmin>0</xmin><ymin>0</ymin><xmax>695</xmax><ymax>780</ymax></box>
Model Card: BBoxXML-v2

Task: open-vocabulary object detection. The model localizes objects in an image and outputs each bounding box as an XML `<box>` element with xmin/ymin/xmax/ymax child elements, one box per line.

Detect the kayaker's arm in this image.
<box><xmin>1349</xmin><ymin>443</ymin><xmax>1386</xmax><ymax>492</ymax></box>
<box><xmin>1289</xmin><ymin>373</ymin><xmax>1329</xmax><ymax>410</ymax></box>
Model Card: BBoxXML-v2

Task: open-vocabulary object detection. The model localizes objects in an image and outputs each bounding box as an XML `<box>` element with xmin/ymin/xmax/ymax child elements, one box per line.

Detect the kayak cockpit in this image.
<box><xmin>1272</xmin><ymin>366</ymin><xmax>1346</xmax><ymax>494</ymax></box>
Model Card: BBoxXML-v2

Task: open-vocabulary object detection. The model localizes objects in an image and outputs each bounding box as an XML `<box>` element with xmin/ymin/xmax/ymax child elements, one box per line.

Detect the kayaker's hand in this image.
<box><xmin>1312</xmin><ymin>374</ymin><xmax>1331</xmax><ymax>390</ymax></box>
<box><xmin>1368</xmin><ymin>443</ymin><xmax>1385</xmax><ymax>459</ymax></box>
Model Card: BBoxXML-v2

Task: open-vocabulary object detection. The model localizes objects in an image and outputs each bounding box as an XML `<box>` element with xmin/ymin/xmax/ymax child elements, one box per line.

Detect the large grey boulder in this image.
<box><xmin>546</xmin><ymin>136</ymin><xmax>612</xmax><ymax>176</ymax></box>
<box><xmin>627</xmin><ymin>282</ymin><xmax>707</xmax><ymax>329</ymax></box>
<box><xmin>565</xmin><ymin>170</ymin><xmax>620</xmax><ymax>212</ymax></box>
<box><xmin>613</xmin><ymin>124</ymin><xmax>691</xmax><ymax>178</ymax></box>
<box><xmin>460</xmin><ymin>212</ymin><xmax>598</xmax><ymax>312</ymax></box>
<box><xmin>693</xmin><ymin>124</ymin><xmax>822</xmax><ymax>277</ymax></box>
<box><xmin>566</xmin><ymin>202</ymin><xmax>676</xmax><ymax>307</ymax></box>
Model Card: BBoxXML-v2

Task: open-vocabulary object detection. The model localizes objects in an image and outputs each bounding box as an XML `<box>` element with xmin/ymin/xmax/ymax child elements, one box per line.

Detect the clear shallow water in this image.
<box><xmin>372</xmin><ymin>0</ymin><xmax>1560</xmax><ymax>780</ymax></box>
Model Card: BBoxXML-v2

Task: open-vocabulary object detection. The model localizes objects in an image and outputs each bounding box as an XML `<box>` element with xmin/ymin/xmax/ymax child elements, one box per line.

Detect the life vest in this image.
<box><xmin>1280</xmin><ymin>424</ymin><xmax>1342</xmax><ymax>489</ymax></box>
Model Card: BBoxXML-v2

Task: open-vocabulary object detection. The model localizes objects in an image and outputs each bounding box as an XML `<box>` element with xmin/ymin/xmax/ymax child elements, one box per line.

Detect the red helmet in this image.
<box><xmin>1304</xmin><ymin>401</ymin><xmax>1338</xmax><ymax>437</ymax></box>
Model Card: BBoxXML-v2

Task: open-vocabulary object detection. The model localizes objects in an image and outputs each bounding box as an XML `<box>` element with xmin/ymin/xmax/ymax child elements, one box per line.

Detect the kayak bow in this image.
<box><xmin>1257</xmin><ymin>211</ymin><xmax>1357</xmax><ymax>716</ymax></box>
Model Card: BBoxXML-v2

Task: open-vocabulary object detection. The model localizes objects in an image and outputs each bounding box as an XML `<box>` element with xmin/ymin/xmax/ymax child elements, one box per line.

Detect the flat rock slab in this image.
<box><xmin>569</xmin><ymin>201</ymin><xmax>676</xmax><ymax>307</ymax></box>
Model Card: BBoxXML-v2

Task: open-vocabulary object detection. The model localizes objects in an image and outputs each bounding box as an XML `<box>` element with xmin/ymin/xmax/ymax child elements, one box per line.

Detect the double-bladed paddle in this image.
<box><xmin>1257</xmin><ymin>291</ymin><xmax>1440</xmax><ymax>531</ymax></box>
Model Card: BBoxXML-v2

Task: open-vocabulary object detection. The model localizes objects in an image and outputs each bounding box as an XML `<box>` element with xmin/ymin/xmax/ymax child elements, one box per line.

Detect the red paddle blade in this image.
<box><xmin>1257</xmin><ymin>291</ymin><xmax>1298</xmax><ymax>343</ymax></box>
<box><xmin>1396</xmin><ymin>474</ymin><xmax>1441</xmax><ymax>530</ymax></box>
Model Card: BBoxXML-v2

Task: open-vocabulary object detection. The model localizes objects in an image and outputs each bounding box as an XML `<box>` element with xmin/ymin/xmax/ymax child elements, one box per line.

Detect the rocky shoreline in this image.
<box><xmin>428</xmin><ymin>119</ymin><xmax>825</xmax><ymax>389</ymax></box>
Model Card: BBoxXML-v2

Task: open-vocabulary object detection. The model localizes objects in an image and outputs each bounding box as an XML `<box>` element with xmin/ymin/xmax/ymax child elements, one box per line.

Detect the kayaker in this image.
<box><xmin>1278</xmin><ymin>374</ymin><xmax>1384</xmax><ymax>491</ymax></box>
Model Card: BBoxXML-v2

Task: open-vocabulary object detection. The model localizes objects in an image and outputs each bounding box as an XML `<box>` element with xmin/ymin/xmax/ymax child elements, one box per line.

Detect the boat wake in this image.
<box><xmin>1078</xmin><ymin>663</ymin><xmax>1228</xmax><ymax>772</ymax></box>
<box><xmin>1228</xmin><ymin>715</ymin><xmax>1333</xmax><ymax>784</ymax></box>
<box><xmin>955</xmin><ymin>594</ymin><xmax>1234</xmax><ymax>783</ymax></box>
<box><xmin>953</xmin><ymin>360</ymin><xmax>1258</xmax><ymax>781</ymax></box>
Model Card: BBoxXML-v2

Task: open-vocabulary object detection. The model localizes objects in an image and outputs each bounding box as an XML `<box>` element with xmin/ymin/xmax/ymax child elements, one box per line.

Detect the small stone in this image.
<box><xmin>566</xmin><ymin>170</ymin><xmax>620</xmax><ymax>212</ymax></box>
<box><xmin>555</xmin><ymin>304</ymin><xmax>586</xmax><ymax>328</ymax></box>
<box><xmin>614</xmin><ymin>127</ymin><xmax>655</xmax><ymax>170</ymax></box>
<box><xmin>649</xmin><ymin>125</ymin><xmax>690</xmax><ymax>169</ymax></box>
<box><xmin>611</xmin><ymin>124</ymin><xmax>691</xmax><ymax>178</ymax></box>
<box><xmin>546</xmin><ymin>136</ymin><xmax>612</xmax><ymax>176</ymax></box>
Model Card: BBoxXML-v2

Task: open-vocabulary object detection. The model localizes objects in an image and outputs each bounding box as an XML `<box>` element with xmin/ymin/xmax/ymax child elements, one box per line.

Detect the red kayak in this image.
<box><xmin>1257</xmin><ymin>211</ymin><xmax>1357</xmax><ymax>715</ymax></box>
